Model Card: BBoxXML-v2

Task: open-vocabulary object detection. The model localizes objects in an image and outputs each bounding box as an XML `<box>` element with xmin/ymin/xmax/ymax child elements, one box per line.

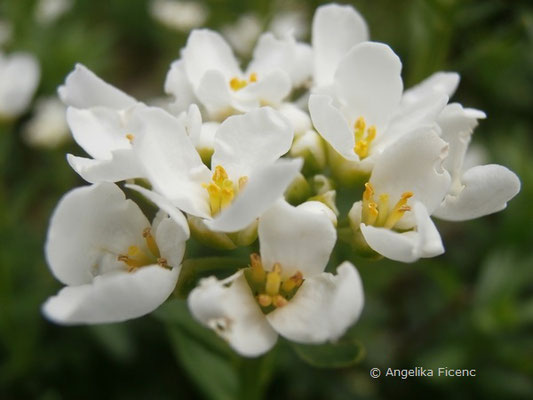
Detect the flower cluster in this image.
<box><xmin>43</xmin><ymin>4</ymin><xmax>520</xmax><ymax>357</ymax></box>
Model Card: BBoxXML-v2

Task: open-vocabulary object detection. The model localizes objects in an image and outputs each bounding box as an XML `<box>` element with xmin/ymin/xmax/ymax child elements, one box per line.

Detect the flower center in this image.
<box><xmin>244</xmin><ymin>253</ymin><xmax>304</xmax><ymax>313</ymax></box>
<box><xmin>125</xmin><ymin>133</ymin><xmax>135</xmax><ymax>143</ymax></box>
<box><xmin>229</xmin><ymin>72</ymin><xmax>258</xmax><ymax>91</ymax></box>
<box><xmin>362</xmin><ymin>182</ymin><xmax>413</xmax><ymax>229</ymax></box>
<box><xmin>353</xmin><ymin>116</ymin><xmax>376</xmax><ymax>159</ymax></box>
<box><xmin>117</xmin><ymin>228</ymin><xmax>168</xmax><ymax>272</ymax></box>
<box><xmin>203</xmin><ymin>165</ymin><xmax>248</xmax><ymax>216</ymax></box>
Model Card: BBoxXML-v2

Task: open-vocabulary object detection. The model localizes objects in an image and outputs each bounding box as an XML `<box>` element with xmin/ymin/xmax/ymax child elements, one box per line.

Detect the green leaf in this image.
<box><xmin>292</xmin><ymin>338</ymin><xmax>365</xmax><ymax>369</ymax></box>
<box><xmin>155</xmin><ymin>299</ymin><xmax>239</xmax><ymax>400</ymax></box>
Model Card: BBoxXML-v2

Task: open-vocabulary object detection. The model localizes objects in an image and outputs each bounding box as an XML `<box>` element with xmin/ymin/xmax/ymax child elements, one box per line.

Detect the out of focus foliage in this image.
<box><xmin>1</xmin><ymin>0</ymin><xmax>532</xmax><ymax>398</ymax></box>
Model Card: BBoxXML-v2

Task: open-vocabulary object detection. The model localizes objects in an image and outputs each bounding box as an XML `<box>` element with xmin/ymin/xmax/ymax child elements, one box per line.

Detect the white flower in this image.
<box><xmin>22</xmin><ymin>96</ymin><xmax>70</xmax><ymax>149</ymax></box>
<box><xmin>349</xmin><ymin>129</ymin><xmax>451</xmax><ymax>263</ymax></box>
<box><xmin>0</xmin><ymin>51</ymin><xmax>40</xmax><ymax>119</ymax></box>
<box><xmin>164</xmin><ymin>29</ymin><xmax>311</xmax><ymax>119</ymax></box>
<box><xmin>433</xmin><ymin>103</ymin><xmax>520</xmax><ymax>221</ymax></box>
<box><xmin>35</xmin><ymin>0</ymin><xmax>72</xmax><ymax>25</ymax></box>
<box><xmin>42</xmin><ymin>183</ymin><xmax>189</xmax><ymax>324</ymax></box>
<box><xmin>188</xmin><ymin>200</ymin><xmax>364</xmax><ymax>356</ymax></box>
<box><xmin>309</xmin><ymin>42</ymin><xmax>448</xmax><ymax>171</ymax></box>
<box><xmin>150</xmin><ymin>0</ymin><xmax>208</xmax><ymax>32</ymax></box>
<box><xmin>269</xmin><ymin>10</ymin><xmax>308</xmax><ymax>41</ymax></box>
<box><xmin>128</xmin><ymin>107</ymin><xmax>302</xmax><ymax>233</ymax></box>
<box><xmin>311</xmin><ymin>3</ymin><xmax>368</xmax><ymax>88</ymax></box>
<box><xmin>59</xmin><ymin>64</ymin><xmax>152</xmax><ymax>183</ymax></box>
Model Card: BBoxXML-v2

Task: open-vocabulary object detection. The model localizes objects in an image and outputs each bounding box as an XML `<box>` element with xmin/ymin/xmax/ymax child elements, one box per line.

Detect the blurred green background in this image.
<box><xmin>1</xmin><ymin>0</ymin><xmax>532</xmax><ymax>398</ymax></box>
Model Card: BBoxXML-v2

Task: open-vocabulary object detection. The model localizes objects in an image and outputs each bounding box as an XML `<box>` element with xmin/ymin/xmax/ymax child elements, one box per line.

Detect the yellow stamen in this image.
<box><xmin>238</xmin><ymin>176</ymin><xmax>248</xmax><ymax>191</ymax></box>
<box><xmin>125</xmin><ymin>133</ymin><xmax>134</xmax><ymax>143</ymax></box>
<box><xmin>249</xmin><ymin>253</ymin><xmax>266</xmax><ymax>283</ymax></box>
<box><xmin>272</xmin><ymin>294</ymin><xmax>288</xmax><ymax>308</ymax></box>
<box><xmin>249</xmin><ymin>72</ymin><xmax>258</xmax><ymax>82</ymax></box>
<box><xmin>383</xmin><ymin>192</ymin><xmax>414</xmax><ymax>229</ymax></box>
<box><xmin>265</xmin><ymin>263</ymin><xmax>282</xmax><ymax>296</ymax></box>
<box><xmin>281</xmin><ymin>271</ymin><xmax>303</xmax><ymax>293</ymax></box>
<box><xmin>257</xmin><ymin>294</ymin><xmax>272</xmax><ymax>307</ymax></box>
<box><xmin>143</xmin><ymin>228</ymin><xmax>160</xmax><ymax>258</ymax></box>
<box><xmin>230</xmin><ymin>77</ymin><xmax>247</xmax><ymax>91</ymax></box>
<box><xmin>367</xmin><ymin>202</ymin><xmax>379</xmax><ymax>225</ymax></box>
<box><xmin>375</xmin><ymin>194</ymin><xmax>389</xmax><ymax>226</ymax></box>
<box><xmin>353</xmin><ymin>117</ymin><xmax>377</xmax><ymax>159</ymax></box>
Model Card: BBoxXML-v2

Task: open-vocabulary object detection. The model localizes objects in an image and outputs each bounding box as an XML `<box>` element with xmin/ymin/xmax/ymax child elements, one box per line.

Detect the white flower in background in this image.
<box><xmin>188</xmin><ymin>200</ymin><xmax>364</xmax><ymax>356</ymax></box>
<box><xmin>59</xmin><ymin>64</ymin><xmax>152</xmax><ymax>183</ymax></box>
<box><xmin>164</xmin><ymin>28</ymin><xmax>311</xmax><ymax>119</ymax></box>
<box><xmin>221</xmin><ymin>13</ymin><xmax>263</xmax><ymax>57</ymax></box>
<box><xmin>22</xmin><ymin>96</ymin><xmax>70</xmax><ymax>149</ymax></box>
<box><xmin>150</xmin><ymin>0</ymin><xmax>208</xmax><ymax>32</ymax></box>
<box><xmin>311</xmin><ymin>3</ymin><xmax>368</xmax><ymax>89</ymax></box>
<box><xmin>128</xmin><ymin>107</ymin><xmax>302</xmax><ymax>233</ymax></box>
<box><xmin>269</xmin><ymin>10</ymin><xmax>308</xmax><ymax>41</ymax></box>
<box><xmin>35</xmin><ymin>0</ymin><xmax>73</xmax><ymax>25</ymax></box>
<box><xmin>349</xmin><ymin>129</ymin><xmax>451</xmax><ymax>263</ymax></box>
<box><xmin>0</xmin><ymin>51</ymin><xmax>40</xmax><ymax>120</ymax></box>
<box><xmin>43</xmin><ymin>183</ymin><xmax>189</xmax><ymax>324</ymax></box>
<box><xmin>433</xmin><ymin>104</ymin><xmax>520</xmax><ymax>221</ymax></box>
<box><xmin>0</xmin><ymin>19</ymin><xmax>13</xmax><ymax>46</ymax></box>
<box><xmin>309</xmin><ymin>42</ymin><xmax>448</xmax><ymax>171</ymax></box>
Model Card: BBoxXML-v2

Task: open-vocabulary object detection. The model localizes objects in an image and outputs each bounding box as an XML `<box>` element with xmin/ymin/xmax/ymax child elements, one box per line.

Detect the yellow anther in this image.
<box><xmin>213</xmin><ymin>165</ymin><xmax>229</xmax><ymax>186</ymax></box>
<box><xmin>205</xmin><ymin>182</ymin><xmax>222</xmax><ymax>215</ymax></box>
<box><xmin>265</xmin><ymin>263</ymin><xmax>282</xmax><ymax>296</ymax></box>
<box><xmin>143</xmin><ymin>227</ymin><xmax>160</xmax><ymax>258</ymax></box>
<box><xmin>383</xmin><ymin>192</ymin><xmax>414</xmax><ymax>229</ymax></box>
<box><xmin>249</xmin><ymin>72</ymin><xmax>258</xmax><ymax>82</ymax></box>
<box><xmin>157</xmin><ymin>257</ymin><xmax>169</xmax><ymax>268</ymax></box>
<box><xmin>363</xmin><ymin>182</ymin><xmax>375</xmax><ymax>201</ymax></box>
<box><xmin>257</xmin><ymin>294</ymin><xmax>272</xmax><ymax>307</ymax></box>
<box><xmin>238</xmin><ymin>176</ymin><xmax>248</xmax><ymax>191</ymax></box>
<box><xmin>125</xmin><ymin>133</ymin><xmax>134</xmax><ymax>143</ymax></box>
<box><xmin>272</xmin><ymin>294</ymin><xmax>288</xmax><ymax>308</ymax></box>
<box><xmin>281</xmin><ymin>271</ymin><xmax>303</xmax><ymax>293</ymax></box>
<box><xmin>230</xmin><ymin>77</ymin><xmax>247</xmax><ymax>91</ymax></box>
<box><xmin>249</xmin><ymin>253</ymin><xmax>266</xmax><ymax>283</ymax></box>
<box><xmin>353</xmin><ymin>117</ymin><xmax>377</xmax><ymax>159</ymax></box>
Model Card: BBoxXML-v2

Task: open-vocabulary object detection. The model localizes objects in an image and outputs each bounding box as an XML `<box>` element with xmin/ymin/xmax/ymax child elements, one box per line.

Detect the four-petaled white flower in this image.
<box><xmin>128</xmin><ymin>107</ymin><xmax>302</xmax><ymax>233</ymax></box>
<box><xmin>433</xmin><ymin>103</ymin><xmax>520</xmax><ymax>220</ymax></box>
<box><xmin>309</xmin><ymin>42</ymin><xmax>449</xmax><ymax>171</ymax></box>
<box><xmin>188</xmin><ymin>200</ymin><xmax>364</xmax><ymax>356</ymax></box>
<box><xmin>43</xmin><ymin>183</ymin><xmax>189</xmax><ymax>324</ymax></box>
<box><xmin>164</xmin><ymin>28</ymin><xmax>311</xmax><ymax>119</ymax></box>
<box><xmin>349</xmin><ymin>129</ymin><xmax>451</xmax><ymax>263</ymax></box>
<box><xmin>0</xmin><ymin>51</ymin><xmax>40</xmax><ymax>119</ymax></box>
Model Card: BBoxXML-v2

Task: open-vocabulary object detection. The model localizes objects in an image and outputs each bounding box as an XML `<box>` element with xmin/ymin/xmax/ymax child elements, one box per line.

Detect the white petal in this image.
<box><xmin>334</xmin><ymin>42</ymin><xmax>403</xmax><ymax>131</ymax></box>
<box><xmin>206</xmin><ymin>158</ymin><xmax>303</xmax><ymax>232</ymax></box>
<box><xmin>45</xmin><ymin>183</ymin><xmax>150</xmax><ymax>286</ymax></box>
<box><xmin>247</xmin><ymin>32</ymin><xmax>313</xmax><ymax>87</ymax></box>
<box><xmin>132</xmin><ymin>106</ymin><xmax>211</xmax><ymax>217</ymax></box>
<box><xmin>437</xmin><ymin>103</ymin><xmax>486</xmax><ymax>185</ymax></box>
<box><xmin>402</xmin><ymin>71</ymin><xmax>460</xmax><ymax>106</ymax></box>
<box><xmin>67</xmin><ymin>151</ymin><xmax>145</xmax><ymax>183</ymax></box>
<box><xmin>258</xmin><ymin>200</ymin><xmax>336</xmax><ymax>277</ymax></box>
<box><xmin>58</xmin><ymin>64</ymin><xmax>137</xmax><ymax>109</ymax></box>
<box><xmin>43</xmin><ymin>265</ymin><xmax>179</xmax><ymax>324</ymax></box>
<box><xmin>360</xmin><ymin>202</ymin><xmax>444</xmax><ymax>263</ymax></box>
<box><xmin>370</xmin><ymin>128</ymin><xmax>451</xmax><ymax>214</ymax></box>
<box><xmin>188</xmin><ymin>271</ymin><xmax>278</xmax><ymax>357</ymax></box>
<box><xmin>234</xmin><ymin>70</ymin><xmax>291</xmax><ymax>109</ymax></box>
<box><xmin>308</xmin><ymin>94</ymin><xmax>358</xmax><ymax>161</ymax></box>
<box><xmin>0</xmin><ymin>52</ymin><xmax>40</xmax><ymax>117</ymax></box>
<box><xmin>164</xmin><ymin>59</ymin><xmax>198</xmax><ymax>114</ymax></box>
<box><xmin>312</xmin><ymin>3</ymin><xmax>369</xmax><ymax>87</ymax></box>
<box><xmin>182</xmin><ymin>29</ymin><xmax>241</xmax><ymax>89</ymax></box>
<box><xmin>434</xmin><ymin>164</ymin><xmax>520</xmax><ymax>221</ymax></box>
<box><xmin>196</xmin><ymin>69</ymin><xmax>235</xmax><ymax>118</ymax></box>
<box><xmin>155</xmin><ymin>216</ymin><xmax>188</xmax><ymax>268</ymax></box>
<box><xmin>211</xmin><ymin>107</ymin><xmax>294</xmax><ymax>178</ymax></box>
<box><xmin>267</xmin><ymin>262</ymin><xmax>364</xmax><ymax>343</ymax></box>
<box><xmin>278</xmin><ymin>102</ymin><xmax>312</xmax><ymax>136</ymax></box>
